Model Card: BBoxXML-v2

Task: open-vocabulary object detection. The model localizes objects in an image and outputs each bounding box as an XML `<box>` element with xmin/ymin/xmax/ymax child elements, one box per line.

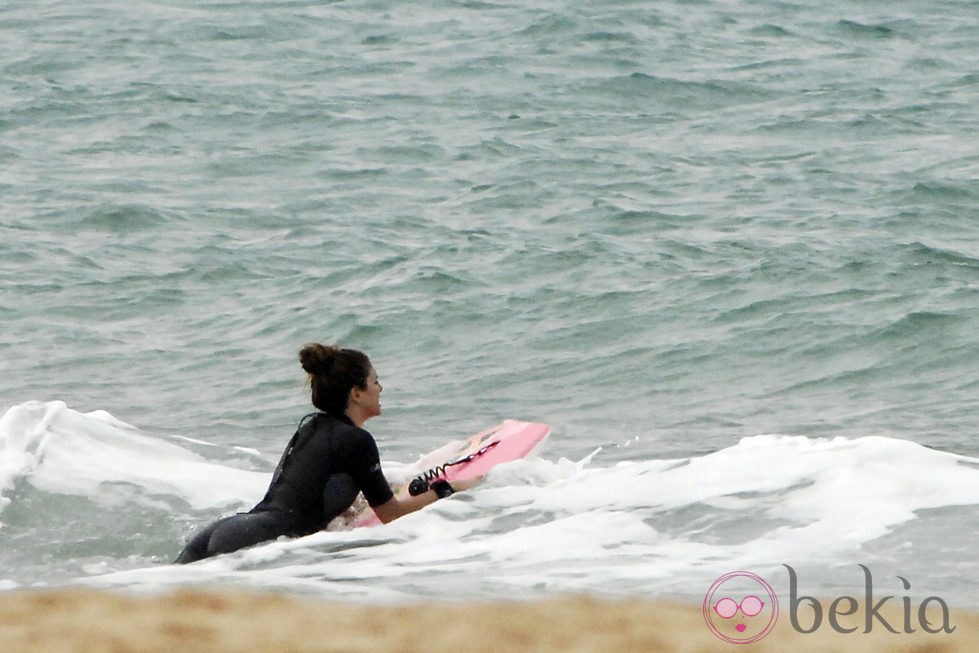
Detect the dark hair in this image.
<box><xmin>298</xmin><ymin>343</ymin><xmax>372</xmax><ymax>416</ymax></box>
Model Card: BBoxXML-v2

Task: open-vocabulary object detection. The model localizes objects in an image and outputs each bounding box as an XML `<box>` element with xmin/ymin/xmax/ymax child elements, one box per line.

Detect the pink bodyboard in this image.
<box><xmin>336</xmin><ymin>419</ymin><xmax>550</xmax><ymax>529</ymax></box>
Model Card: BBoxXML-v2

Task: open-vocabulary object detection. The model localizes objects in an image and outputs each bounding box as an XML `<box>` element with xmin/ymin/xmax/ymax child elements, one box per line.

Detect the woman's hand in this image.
<box><xmin>371</xmin><ymin>475</ymin><xmax>485</xmax><ymax>524</ymax></box>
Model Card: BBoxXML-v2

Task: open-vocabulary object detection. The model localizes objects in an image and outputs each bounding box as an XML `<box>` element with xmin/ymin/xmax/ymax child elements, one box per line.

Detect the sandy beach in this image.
<box><xmin>1</xmin><ymin>589</ymin><xmax>974</xmax><ymax>652</ymax></box>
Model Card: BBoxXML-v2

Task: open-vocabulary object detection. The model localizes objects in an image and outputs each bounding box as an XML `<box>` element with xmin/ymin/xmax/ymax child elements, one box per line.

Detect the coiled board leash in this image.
<box><xmin>407</xmin><ymin>440</ymin><xmax>501</xmax><ymax>496</ymax></box>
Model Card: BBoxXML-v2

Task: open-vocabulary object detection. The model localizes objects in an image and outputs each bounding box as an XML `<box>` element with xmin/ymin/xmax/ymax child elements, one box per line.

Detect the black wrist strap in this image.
<box><xmin>431</xmin><ymin>479</ymin><xmax>455</xmax><ymax>499</ymax></box>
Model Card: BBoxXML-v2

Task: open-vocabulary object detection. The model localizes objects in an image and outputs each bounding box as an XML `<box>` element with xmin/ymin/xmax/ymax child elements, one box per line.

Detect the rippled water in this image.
<box><xmin>2</xmin><ymin>0</ymin><xmax>978</xmax><ymax>608</ymax></box>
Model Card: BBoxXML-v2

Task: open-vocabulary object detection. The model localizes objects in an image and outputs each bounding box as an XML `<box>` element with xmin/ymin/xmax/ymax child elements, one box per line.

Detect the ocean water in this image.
<box><xmin>2</xmin><ymin>0</ymin><xmax>979</xmax><ymax>611</ymax></box>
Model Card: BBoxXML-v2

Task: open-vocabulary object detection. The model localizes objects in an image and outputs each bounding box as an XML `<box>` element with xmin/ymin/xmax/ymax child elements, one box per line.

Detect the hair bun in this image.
<box><xmin>299</xmin><ymin>343</ymin><xmax>339</xmax><ymax>375</ymax></box>
<box><xmin>298</xmin><ymin>343</ymin><xmax>372</xmax><ymax>415</ymax></box>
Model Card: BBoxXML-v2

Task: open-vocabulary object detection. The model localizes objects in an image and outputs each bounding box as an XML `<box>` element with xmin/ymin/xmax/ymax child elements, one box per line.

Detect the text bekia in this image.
<box><xmin>784</xmin><ymin>564</ymin><xmax>955</xmax><ymax>634</ymax></box>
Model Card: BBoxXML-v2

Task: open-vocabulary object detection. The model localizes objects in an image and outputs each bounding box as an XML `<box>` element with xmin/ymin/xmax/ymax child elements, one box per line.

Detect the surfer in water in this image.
<box><xmin>175</xmin><ymin>343</ymin><xmax>475</xmax><ymax>563</ymax></box>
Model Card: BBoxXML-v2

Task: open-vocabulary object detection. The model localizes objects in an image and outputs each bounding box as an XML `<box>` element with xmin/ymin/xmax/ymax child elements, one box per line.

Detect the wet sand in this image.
<box><xmin>0</xmin><ymin>589</ymin><xmax>974</xmax><ymax>652</ymax></box>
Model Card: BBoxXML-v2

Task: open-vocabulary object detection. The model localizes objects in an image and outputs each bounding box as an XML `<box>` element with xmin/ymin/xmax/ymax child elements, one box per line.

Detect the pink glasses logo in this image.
<box><xmin>703</xmin><ymin>571</ymin><xmax>779</xmax><ymax>644</ymax></box>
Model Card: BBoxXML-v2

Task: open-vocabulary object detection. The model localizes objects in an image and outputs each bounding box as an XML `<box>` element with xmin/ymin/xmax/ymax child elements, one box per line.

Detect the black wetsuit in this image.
<box><xmin>175</xmin><ymin>413</ymin><xmax>394</xmax><ymax>564</ymax></box>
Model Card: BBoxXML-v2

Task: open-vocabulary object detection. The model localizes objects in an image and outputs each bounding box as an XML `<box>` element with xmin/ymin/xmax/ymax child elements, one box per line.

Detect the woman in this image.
<box><xmin>175</xmin><ymin>343</ymin><xmax>472</xmax><ymax>564</ymax></box>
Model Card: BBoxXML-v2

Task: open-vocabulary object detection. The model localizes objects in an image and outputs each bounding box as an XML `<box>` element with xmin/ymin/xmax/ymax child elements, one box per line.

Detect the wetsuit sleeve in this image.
<box><xmin>349</xmin><ymin>431</ymin><xmax>395</xmax><ymax>507</ymax></box>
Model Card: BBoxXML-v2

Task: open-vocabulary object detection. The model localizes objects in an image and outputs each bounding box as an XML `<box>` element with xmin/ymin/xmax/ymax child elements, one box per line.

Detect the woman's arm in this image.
<box><xmin>370</xmin><ymin>477</ymin><xmax>482</xmax><ymax>524</ymax></box>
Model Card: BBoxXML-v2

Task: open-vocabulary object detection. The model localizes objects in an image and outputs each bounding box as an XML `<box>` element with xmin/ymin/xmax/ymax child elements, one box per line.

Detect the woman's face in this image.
<box><xmin>352</xmin><ymin>367</ymin><xmax>383</xmax><ymax>420</ymax></box>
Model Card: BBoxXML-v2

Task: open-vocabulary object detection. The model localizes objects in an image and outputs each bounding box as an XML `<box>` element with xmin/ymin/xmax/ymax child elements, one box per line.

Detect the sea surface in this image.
<box><xmin>2</xmin><ymin>0</ymin><xmax>979</xmax><ymax>611</ymax></box>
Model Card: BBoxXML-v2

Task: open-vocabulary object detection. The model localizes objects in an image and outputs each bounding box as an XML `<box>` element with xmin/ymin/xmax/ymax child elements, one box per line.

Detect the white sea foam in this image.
<box><xmin>0</xmin><ymin>401</ymin><xmax>265</xmax><ymax>523</ymax></box>
<box><xmin>13</xmin><ymin>402</ymin><xmax>975</xmax><ymax>604</ymax></box>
